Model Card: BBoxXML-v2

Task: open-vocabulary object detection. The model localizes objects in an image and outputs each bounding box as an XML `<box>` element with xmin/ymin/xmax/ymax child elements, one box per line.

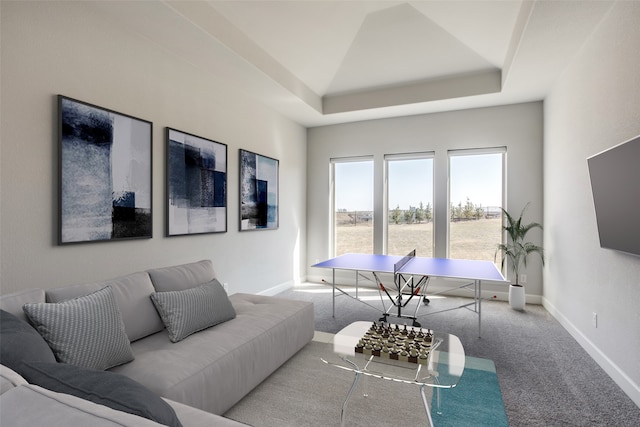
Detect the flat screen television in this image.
<box><xmin>587</xmin><ymin>134</ymin><xmax>640</xmax><ymax>257</ymax></box>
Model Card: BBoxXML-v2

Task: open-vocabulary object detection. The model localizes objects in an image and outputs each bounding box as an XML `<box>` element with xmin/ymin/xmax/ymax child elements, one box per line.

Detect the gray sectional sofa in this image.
<box><xmin>0</xmin><ymin>260</ymin><xmax>315</xmax><ymax>426</ymax></box>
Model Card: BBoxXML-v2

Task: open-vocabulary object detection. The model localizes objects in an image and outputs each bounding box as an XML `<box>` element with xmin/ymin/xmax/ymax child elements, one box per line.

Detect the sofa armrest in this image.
<box><xmin>0</xmin><ymin>384</ymin><xmax>166</xmax><ymax>427</ymax></box>
<box><xmin>0</xmin><ymin>364</ymin><xmax>244</xmax><ymax>426</ymax></box>
<box><xmin>0</xmin><ymin>364</ymin><xmax>28</xmax><ymax>395</ymax></box>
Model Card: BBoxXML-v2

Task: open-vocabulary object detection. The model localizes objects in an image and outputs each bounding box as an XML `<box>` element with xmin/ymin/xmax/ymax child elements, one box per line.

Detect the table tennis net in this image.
<box><xmin>394</xmin><ymin>249</ymin><xmax>416</xmax><ymax>274</ymax></box>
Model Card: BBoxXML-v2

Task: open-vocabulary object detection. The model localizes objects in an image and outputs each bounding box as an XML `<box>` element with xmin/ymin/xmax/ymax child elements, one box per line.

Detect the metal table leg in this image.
<box><xmin>477</xmin><ymin>279</ymin><xmax>482</xmax><ymax>338</ymax></box>
<box><xmin>332</xmin><ymin>269</ymin><xmax>336</xmax><ymax>318</ymax></box>
<box><xmin>420</xmin><ymin>384</ymin><xmax>435</xmax><ymax>427</ymax></box>
<box><xmin>340</xmin><ymin>371</ymin><xmax>361</xmax><ymax>427</ymax></box>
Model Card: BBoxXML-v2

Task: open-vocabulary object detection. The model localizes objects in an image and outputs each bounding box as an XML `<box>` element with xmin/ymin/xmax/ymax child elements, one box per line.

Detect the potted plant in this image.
<box><xmin>495</xmin><ymin>203</ymin><xmax>544</xmax><ymax>310</ymax></box>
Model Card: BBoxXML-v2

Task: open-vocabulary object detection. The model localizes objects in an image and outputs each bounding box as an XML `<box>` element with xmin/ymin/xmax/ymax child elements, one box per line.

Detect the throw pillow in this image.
<box><xmin>20</xmin><ymin>361</ymin><xmax>182</xmax><ymax>427</ymax></box>
<box><xmin>150</xmin><ymin>279</ymin><xmax>236</xmax><ymax>343</ymax></box>
<box><xmin>23</xmin><ymin>286</ymin><xmax>134</xmax><ymax>370</ymax></box>
<box><xmin>0</xmin><ymin>310</ymin><xmax>57</xmax><ymax>374</ymax></box>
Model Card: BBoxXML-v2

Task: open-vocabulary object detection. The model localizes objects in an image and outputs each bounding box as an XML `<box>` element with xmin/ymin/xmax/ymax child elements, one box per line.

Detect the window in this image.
<box><xmin>448</xmin><ymin>148</ymin><xmax>505</xmax><ymax>263</ymax></box>
<box><xmin>332</xmin><ymin>158</ymin><xmax>374</xmax><ymax>256</ymax></box>
<box><xmin>385</xmin><ymin>154</ymin><xmax>434</xmax><ymax>256</ymax></box>
<box><xmin>328</xmin><ymin>148</ymin><xmax>505</xmax><ymax>261</ymax></box>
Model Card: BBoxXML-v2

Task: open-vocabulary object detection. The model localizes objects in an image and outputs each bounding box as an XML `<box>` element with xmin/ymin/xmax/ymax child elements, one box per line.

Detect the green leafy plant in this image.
<box><xmin>495</xmin><ymin>203</ymin><xmax>544</xmax><ymax>286</ymax></box>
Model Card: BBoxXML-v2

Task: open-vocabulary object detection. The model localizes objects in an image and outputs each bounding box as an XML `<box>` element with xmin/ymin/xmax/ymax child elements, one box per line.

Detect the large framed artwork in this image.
<box><xmin>166</xmin><ymin>128</ymin><xmax>227</xmax><ymax>236</ymax></box>
<box><xmin>58</xmin><ymin>95</ymin><xmax>152</xmax><ymax>244</ymax></box>
<box><xmin>239</xmin><ymin>149</ymin><xmax>279</xmax><ymax>231</ymax></box>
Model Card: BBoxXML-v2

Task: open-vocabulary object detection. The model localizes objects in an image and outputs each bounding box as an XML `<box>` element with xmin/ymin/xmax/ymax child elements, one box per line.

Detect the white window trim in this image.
<box><xmin>330</xmin><ymin>156</ymin><xmax>374</xmax><ymax>257</ymax></box>
<box><xmin>383</xmin><ymin>152</ymin><xmax>435</xmax><ymax>255</ymax></box>
<box><xmin>446</xmin><ymin>146</ymin><xmax>506</xmax><ymax>259</ymax></box>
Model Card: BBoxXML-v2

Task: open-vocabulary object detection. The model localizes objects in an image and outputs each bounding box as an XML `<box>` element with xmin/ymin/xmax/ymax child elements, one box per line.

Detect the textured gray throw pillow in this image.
<box><xmin>150</xmin><ymin>279</ymin><xmax>236</xmax><ymax>343</ymax></box>
<box><xmin>20</xmin><ymin>361</ymin><xmax>182</xmax><ymax>427</ymax></box>
<box><xmin>23</xmin><ymin>286</ymin><xmax>134</xmax><ymax>370</ymax></box>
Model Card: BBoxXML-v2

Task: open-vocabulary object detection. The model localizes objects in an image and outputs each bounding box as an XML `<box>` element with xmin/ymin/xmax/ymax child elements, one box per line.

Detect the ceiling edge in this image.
<box><xmin>166</xmin><ymin>0</ymin><xmax>323</xmax><ymax>113</ymax></box>
<box><xmin>502</xmin><ymin>0</ymin><xmax>535</xmax><ymax>87</ymax></box>
<box><xmin>323</xmin><ymin>69</ymin><xmax>502</xmax><ymax>115</ymax></box>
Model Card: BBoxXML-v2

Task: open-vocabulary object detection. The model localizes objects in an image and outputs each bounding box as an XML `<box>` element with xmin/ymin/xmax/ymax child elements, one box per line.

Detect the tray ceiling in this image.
<box><xmin>90</xmin><ymin>1</ymin><xmax>615</xmax><ymax>127</ymax></box>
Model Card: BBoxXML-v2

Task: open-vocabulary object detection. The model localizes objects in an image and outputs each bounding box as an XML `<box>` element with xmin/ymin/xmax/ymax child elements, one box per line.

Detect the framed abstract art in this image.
<box><xmin>239</xmin><ymin>149</ymin><xmax>278</xmax><ymax>231</ymax></box>
<box><xmin>58</xmin><ymin>95</ymin><xmax>152</xmax><ymax>244</ymax></box>
<box><xmin>166</xmin><ymin>128</ymin><xmax>227</xmax><ymax>236</ymax></box>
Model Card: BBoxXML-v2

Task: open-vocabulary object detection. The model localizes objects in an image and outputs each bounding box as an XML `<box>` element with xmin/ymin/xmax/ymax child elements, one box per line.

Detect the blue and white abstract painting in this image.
<box><xmin>59</xmin><ymin>96</ymin><xmax>152</xmax><ymax>244</ymax></box>
<box><xmin>240</xmin><ymin>149</ymin><xmax>278</xmax><ymax>231</ymax></box>
<box><xmin>167</xmin><ymin>128</ymin><xmax>227</xmax><ymax>235</ymax></box>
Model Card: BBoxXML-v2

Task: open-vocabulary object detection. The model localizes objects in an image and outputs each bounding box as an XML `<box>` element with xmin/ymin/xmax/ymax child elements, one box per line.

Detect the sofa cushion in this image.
<box><xmin>0</xmin><ymin>289</ymin><xmax>45</xmax><ymax>322</ymax></box>
<box><xmin>46</xmin><ymin>271</ymin><xmax>164</xmax><ymax>342</ymax></box>
<box><xmin>19</xmin><ymin>361</ymin><xmax>182</xmax><ymax>427</ymax></box>
<box><xmin>23</xmin><ymin>286</ymin><xmax>134</xmax><ymax>370</ymax></box>
<box><xmin>147</xmin><ymin>260</ymin><xmax>215</xmax><ymax>292</ymax></box>
<box><xmin>0</xmin><ymin>310</ymin><xmax>57</xmax><ymax>374</ymax></box>
<box><xmin>0</xmin><ymin>383</ymin><xmax>169</xmax><ymax>427</ymax></box>
<box><xmin>110</xmin><ymin>293</ymin><xmax>315</xmax><ymax>415</ymax></box>
<box><xmin>150</xmin><ymin>280</ymin><xmax>236</xmax><ymax>343</ymax></box>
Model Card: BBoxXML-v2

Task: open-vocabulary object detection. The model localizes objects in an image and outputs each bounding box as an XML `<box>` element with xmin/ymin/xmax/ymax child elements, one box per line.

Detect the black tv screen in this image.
<box><xmin>587</xmin><ymin>134</ymin><xmax>640</xmax><ymax>256</ymax></box>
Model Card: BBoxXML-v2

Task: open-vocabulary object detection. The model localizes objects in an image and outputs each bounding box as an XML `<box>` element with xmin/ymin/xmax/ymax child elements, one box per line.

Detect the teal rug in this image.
<box><xmin>433</xmin><ymin>356</ymin><xmax>508</xmax><ymax>426</ymax></box>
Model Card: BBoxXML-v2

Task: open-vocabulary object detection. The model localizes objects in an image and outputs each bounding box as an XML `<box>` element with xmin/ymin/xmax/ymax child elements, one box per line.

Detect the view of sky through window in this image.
<box><xmin>334</xmin><ymin>161</ymin><xmax>373</xmax><ymax>211</ymax></box>
<box><xmin>449</xmin><ymin>153</ymin><xmax>503</xmax><ymax>209</ymax></box>
<box><xmin>335</xmin><ymin>155</ymin><xmax>502</xmax><ymax>210</ymax></box>
<box><xmin>387</xmin><ymin>158</ymin><xmax>432</xmax><ymax>210</ymax></box>
<box><xmin>333</xmin><ymin>153</ymin><xmax>503</xmax><ymax>259</ymax></box>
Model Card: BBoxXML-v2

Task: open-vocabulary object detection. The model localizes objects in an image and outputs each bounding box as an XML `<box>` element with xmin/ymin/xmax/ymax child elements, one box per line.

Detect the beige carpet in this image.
<box><xmin>224</xmin><ymin>340</ymin><xmax>431</xmax><ymax>427</ymax></box>
<box><xmin>275</xmin><ymin>284</ymin><xmax>640</xmax><ymax>426</ymax></box>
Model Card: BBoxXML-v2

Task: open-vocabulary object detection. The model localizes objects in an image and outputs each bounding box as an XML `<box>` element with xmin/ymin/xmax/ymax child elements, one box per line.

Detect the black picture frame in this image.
<box><xmin>166</xmin><ymin>128</ymin><xmax>228</xmax><ymax>236</ymax></box>
<box><xmin>58</xmin><ymin>95</ymin><xmax>152</xmax><ymax>244</ymax></box>
<box><xmin>239</xmin><ymin>149</ymin><xmax>279</xmax><ymax>231</ymax></box>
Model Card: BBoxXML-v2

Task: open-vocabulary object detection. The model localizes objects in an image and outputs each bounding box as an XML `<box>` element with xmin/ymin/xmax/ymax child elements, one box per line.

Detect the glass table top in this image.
<box><xmin>322</xmin><ymin>321</ymin><xmax>466</xmax><ymax>388</ymax></box>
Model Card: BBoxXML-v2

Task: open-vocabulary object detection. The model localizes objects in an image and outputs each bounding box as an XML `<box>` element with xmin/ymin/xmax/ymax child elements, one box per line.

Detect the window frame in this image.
<box><xmin>330</xmin><ymin>156</ymin><xmax>374</xmax><ymax>257</ymax></box>
<box><xmin>383</xmin><ymin>152</ymin><xmax>435</xmax><ymax>256</ymax></box>
<box><xmin>447</xmin><ymin>146</ymin><xmax>506</xmax><ymax>260</ymax></box>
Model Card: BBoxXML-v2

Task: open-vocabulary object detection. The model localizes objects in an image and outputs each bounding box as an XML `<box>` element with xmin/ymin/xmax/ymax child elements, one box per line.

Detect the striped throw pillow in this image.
<box><xmin>23</xmin><ymin>286</ymin><xmax>134</xmax><ymax>370</ymax></box>
<box><xmin>150</xmin><ymin>280</ymin><xmax>236</xmax><ymax>343</ymax></box>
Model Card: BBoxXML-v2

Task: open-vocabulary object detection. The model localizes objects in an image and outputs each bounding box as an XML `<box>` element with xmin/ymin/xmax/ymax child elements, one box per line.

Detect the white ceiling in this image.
<box><xmin>92</xmin><ymin>1</ymin><xmax>615</xmax><ymax>127</ymax></box>
<box><xmin>210</xmin><ymin>1</ymin><xmax>514</xmax><ymax>95</ymax></box>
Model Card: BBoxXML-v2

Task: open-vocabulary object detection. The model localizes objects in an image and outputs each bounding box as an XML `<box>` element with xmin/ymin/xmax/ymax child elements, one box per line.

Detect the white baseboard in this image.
<box><xmin>256</xmin><ymin>279</ymin><xmax>298</xmax><ymax>296</ymax></box>
<box><xmin>543</xmin><ymin>297</ymin><xmax>640</xmax><ymax>407</ymax></box>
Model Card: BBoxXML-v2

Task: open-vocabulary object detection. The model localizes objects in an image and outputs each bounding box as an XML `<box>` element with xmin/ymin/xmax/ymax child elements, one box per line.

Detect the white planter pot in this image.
<box><xmin>509</xmin><ymin>284</ymin><xmax>526</xmax><ymax>310</ymax></box>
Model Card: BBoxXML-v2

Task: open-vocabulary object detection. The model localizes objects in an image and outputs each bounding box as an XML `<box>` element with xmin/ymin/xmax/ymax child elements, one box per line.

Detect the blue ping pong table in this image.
<box><xmin>312</xmin><ymin>251</ymin><xmax>506</xmax><ymax>337</ymax></box>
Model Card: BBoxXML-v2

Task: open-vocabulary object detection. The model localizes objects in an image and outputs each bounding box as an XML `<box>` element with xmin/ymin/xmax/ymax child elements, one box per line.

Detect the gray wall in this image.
<box><xmin>307</xmin><ymin>102</ymin><xmax>544</xmax><ymax>300</ymax></box>
<box><xmin>0</xmin><ymin>2</ymin><xmax>307</xmax><ymax>295</ymax></box>
<box><xmin>543</xmin><ymin>0</ymin><xmax>640</xmax><ymax>405</ymax></box>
